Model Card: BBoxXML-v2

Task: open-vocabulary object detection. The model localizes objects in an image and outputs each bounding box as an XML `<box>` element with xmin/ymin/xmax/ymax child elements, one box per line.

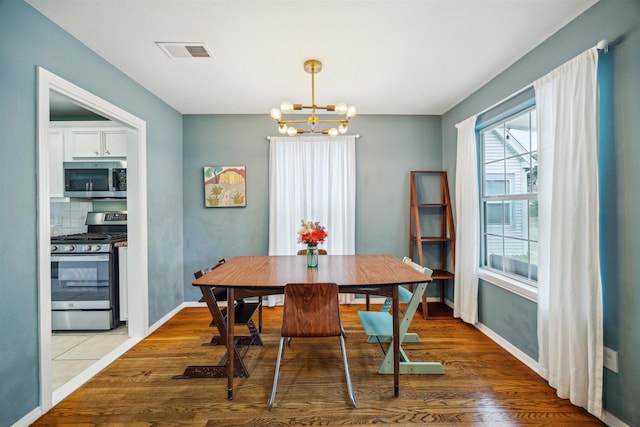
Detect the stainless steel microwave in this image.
<box><xmin>63</xmin><ymin>161</ymin><xmax>127</xmax><ymax>198</ymax></box>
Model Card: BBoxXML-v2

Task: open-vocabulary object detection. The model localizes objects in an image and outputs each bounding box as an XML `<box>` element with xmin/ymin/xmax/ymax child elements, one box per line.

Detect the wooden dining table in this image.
<box><xmin>191</xmin><ymin>254</ymin><xmax>431</xmax><ymax>400</ymax></box>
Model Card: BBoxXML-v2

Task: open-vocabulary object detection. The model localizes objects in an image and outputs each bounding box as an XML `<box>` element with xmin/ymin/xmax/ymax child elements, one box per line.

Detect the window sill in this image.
<box><xmin>478</xmin><ymin>269</ymin><xmax>538</xmax><ymax>302</ymax></box>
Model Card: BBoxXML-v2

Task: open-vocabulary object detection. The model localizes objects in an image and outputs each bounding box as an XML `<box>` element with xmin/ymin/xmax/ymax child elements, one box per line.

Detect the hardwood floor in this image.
<box><xmin>33</xmin><ymin>305</ymin><xmax>604</xmax><ymax>426</ymax></box>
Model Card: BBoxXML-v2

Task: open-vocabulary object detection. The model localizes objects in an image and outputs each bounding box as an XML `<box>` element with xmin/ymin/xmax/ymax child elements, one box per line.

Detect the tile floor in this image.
<box><xmin>52</xmin><ymin>324</ymin><xmax>129</xmax><ymax>390</ymax></box>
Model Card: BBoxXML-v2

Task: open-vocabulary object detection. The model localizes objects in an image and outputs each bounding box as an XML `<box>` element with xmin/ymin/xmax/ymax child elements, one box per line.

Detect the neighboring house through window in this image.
<box><xmin>485</xmin><ymin>178</ymin><xmax>512</xmax><ymax>225</ymax></box>
<box><xmin>478</xmin><ymin>99</ymin><xmax>538</xmax><ymax>285</ymax></box>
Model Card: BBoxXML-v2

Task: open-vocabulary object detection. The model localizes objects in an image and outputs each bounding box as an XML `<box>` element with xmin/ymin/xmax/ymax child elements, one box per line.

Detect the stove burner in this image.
<box><xmin>52</xmin><ymin>232</ymin><xmax>127</xmax><ymax>242</ymax></box>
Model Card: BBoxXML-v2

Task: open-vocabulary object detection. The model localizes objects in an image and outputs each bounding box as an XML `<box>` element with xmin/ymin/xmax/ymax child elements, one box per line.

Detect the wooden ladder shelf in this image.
<box><xmin>409</xmin><ymin>171</ymin><xmax>456</xmax><ymax>319</ymax></box>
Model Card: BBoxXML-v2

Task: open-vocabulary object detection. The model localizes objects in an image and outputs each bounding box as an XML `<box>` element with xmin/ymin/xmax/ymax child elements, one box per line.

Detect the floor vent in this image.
<box><xmin>156</xmin><ymin>42</ymin><xmax>214</xmax><ymax>59</ymax></box>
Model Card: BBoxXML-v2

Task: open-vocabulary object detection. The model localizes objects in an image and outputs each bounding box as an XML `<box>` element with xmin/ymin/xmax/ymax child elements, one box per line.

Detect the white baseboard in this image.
<box><xmin>15</xmin><ymin>334</ymin><xmax>144</xmax><ymax>426</ymax></box>
<box><xmin>183</xmin><ymin>300</ymin><xmax>208</xmax><ymax>307</ymax></box>
<box><xmin>474</xmin><ymin>322</ymin><xmax>543</xmax><ymax>377</ymax></box>
<box><xmin>52</xmin><ymin>336</ymin><xmax>142</xmax><ymax>406</ymax></box>
<box><xmin>11</xmin><ymin>407</ymin><xmax>42</xmax><ymax>427</ymax></box>
<box><xmin>601</xmin><ymin>410</ymin><xmax>630</xmax><ymax>427</ymax></box>
<box><xmin>49</xmin><ymin>304</ymin><xmax>192</xmax><ymax>408</ymax></box>
<box><xmin>148</xmin><ymin>302</ymin><xmax>191</xmax><ymax>333</ymax></box>
<box><xmin>474</xmin><ymin>322</ymin><xmax>629</xmax><ymax>427</ymax></box>
<box><xmin>17</xmin><ymin>303</ymin><xmax>186</xmax><ymax>426</ymax></box>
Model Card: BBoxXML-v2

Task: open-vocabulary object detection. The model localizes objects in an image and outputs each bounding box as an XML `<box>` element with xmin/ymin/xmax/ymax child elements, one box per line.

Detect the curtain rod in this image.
<box><xmin>458</xmin><ymin>39</ymin><xmax>610</xmax><ymax>125</ymax></box>
<box><xmin>266</xmin><ymin>134</ymin><xmax>360</xmax><ymax>141</ymax></box>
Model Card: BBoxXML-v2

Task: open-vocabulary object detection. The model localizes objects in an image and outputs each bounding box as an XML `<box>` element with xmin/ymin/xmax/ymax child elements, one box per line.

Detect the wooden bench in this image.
<box><xmin>358</xmin><ymin>257</ymin><xmax>445</xmax><ymax>375</ymax></box>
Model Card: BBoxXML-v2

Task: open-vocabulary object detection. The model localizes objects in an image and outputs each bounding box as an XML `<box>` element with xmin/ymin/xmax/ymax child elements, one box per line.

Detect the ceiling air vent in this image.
<box><xmin>156</xmin><ymin>42</ymin><xmax>214</xmax><ymax>59</ymax></box>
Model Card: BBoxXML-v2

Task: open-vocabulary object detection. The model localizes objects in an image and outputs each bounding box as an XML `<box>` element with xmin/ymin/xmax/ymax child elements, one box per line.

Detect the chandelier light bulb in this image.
<box><xmin>335</xmin><ymin>103</ymin><xmax>348</xmax><ymax>115</ymax></box>
<box><xmin>287</xmin><ymin>126</ymin><xmax>298</xmax><ymax>136</ymax></box>
<box><xmin>338</xmin><ymin>123</ymin><xmax>348</xmax><ymax>134</ymax></box>
<box><xmin>347</xmin><ymin>105</ymin><xmax>357</xmax><ymax>118</ymax></box>
<box><xmin>270</xmin><ymin>108</ymin><xmax>282</xmax><ymax>120</ymax></box>
<box><xmin>278</xmin><ymin>124</ymin><xmax>288</xmax><ymax>134</ymax></box>
<box><xmin>280</xmin><ymin>101</ymin><xmax>294</xmax><ymax>114</ymax></box>
<box><xmin>328</xmin><ymin>128</ymin><xmax>339</xmax><ymax>137</ymax></box>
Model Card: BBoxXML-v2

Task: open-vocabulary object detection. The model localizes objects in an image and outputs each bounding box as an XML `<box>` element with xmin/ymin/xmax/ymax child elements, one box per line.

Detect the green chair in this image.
<box><xmin>357</xmin><ymin>257</ymin><xmax>445</xmax><ymax>375</ymax></box>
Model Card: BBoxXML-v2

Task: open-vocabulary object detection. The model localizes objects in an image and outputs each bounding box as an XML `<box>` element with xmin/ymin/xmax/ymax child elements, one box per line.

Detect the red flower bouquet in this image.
<box><xmin>297</xmin><ymin>220</ymin><xmax>327</xmax><ymax>246</ymax></box>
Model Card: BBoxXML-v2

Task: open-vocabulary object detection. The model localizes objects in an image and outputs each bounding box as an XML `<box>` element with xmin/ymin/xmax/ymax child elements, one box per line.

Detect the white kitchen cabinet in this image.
<box><xmin>51</xmin><ymin>121</ymin><xmax>127</xmax><ymax>160</ymax></box>
<box><xmin>70</xmin><ymin>128</ymin><xmax>102</xmax><ymax>157</ymax></box>
<box><xmin>49</xmin><ymin>129</ymin><xmax>65</xmax><ymax>198</ymax></box>
<box><xmin>102</xmin><ymin>130</ymin><xmax>128</xmax><ymax>157</ymax></box>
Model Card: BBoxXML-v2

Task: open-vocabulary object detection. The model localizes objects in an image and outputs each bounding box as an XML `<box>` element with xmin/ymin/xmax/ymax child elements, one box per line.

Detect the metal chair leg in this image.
<box><xmin>340</xmin><ymin>335</ymin><xmax>357</xmax><ymax>408</ymax></box>
<box><xmin>267</xmin><ymin>336</ymin><xmax>286</xmax><ymax>410</ymax></box>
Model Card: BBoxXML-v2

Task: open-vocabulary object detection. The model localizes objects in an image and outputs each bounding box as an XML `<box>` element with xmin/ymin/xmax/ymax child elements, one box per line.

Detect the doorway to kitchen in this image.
<box><xmin>37</xmin><ymin>68</ymin><xmax>149</xmax><ymax>414</ymax></box>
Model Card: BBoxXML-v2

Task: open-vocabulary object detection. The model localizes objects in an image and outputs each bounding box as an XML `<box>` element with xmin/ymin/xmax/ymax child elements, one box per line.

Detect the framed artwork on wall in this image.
<box><xmin>203</xmin><ymin>166</ymin><xmax>247</xmax><ymax>207</ymax></box>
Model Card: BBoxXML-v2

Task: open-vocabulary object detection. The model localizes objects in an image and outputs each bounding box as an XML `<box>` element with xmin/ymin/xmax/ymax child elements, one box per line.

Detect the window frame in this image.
<box><xmin>476</xmin><ymin>96</ymin><xmax>538</xmax><ymax>300</ymax></box>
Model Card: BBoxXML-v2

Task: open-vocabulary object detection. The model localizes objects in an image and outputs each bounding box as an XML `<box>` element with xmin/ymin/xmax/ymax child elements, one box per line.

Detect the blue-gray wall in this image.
<box><xmin>2</xmin><ymin>0</ymin><xmax>638</xmax><ymax>425</ymax></box>
<box><xmin>182</xmin><ymin>114</ymin><xmax>442</xmax><ymax>301</ymax></box>
<box><xmin>442</xmin><ymin>1</ymin><xmax>640</xmax><ymax>425</ymax></box>
<box><xmin>0</xmin><ymin>0</ymin><xmax>184</xmax><ymax>425</ymax></box>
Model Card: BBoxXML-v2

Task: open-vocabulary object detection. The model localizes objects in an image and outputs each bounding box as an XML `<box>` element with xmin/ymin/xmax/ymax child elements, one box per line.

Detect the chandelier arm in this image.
<box><xmin>298</xmin><ymin>129</ymin><xmax>328</xmax><ymax>135</ymax></box>
<box><xmin>314</xmin><ymin>119</ymin><xmax>350</xmax><ymax>124</ymax></box>
<box><xmin>299</xmin><ymin>105</ymin><xmax>338</xmax><ymax>111</ymax></box>
<box><xmin>279</xmin><ymin>119</ymin><xmax>312</xmax><ymax>124</ymax></box>
<box><xmin>279</xmin><ymin>118</ymin><xmax>349</xmax><ymax>125</ymax></box>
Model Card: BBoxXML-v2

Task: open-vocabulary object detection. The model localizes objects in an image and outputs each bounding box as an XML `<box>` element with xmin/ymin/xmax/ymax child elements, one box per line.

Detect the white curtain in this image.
<box><xmin>454</xmin><ymin>115</ymin><xmax>479</xmax><ymax>324</ymax></box>
<box><xmin>267</xmin><ymin>135</ymin><xmax>356</xmax><ymax>305</ymax></box>
<box><xmin>534</xmin><ymin>47</ymin><xmax>603</xmax><ymax>416</ymax></box>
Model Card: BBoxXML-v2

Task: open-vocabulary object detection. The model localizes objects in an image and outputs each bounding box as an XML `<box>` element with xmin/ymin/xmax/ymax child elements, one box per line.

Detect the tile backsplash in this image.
<box><xmin>50</xmin><ymin>201</ymin><xmax>93</xmax><ymax>236</ymax></box>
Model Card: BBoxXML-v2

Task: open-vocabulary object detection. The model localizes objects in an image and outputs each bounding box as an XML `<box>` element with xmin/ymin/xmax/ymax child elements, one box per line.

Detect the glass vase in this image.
<box><xmin>306</xmin><ymin>244</ymin><xmax>319</xmax><ymax>268</ymax></box>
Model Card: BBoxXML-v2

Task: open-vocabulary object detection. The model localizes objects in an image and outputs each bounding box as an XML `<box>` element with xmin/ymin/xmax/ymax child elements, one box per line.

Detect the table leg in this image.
<box><xmin>392</xmin><ymin>284</ymin><xmax>399</xmax><ymax>397</ymax></box>
<box><xmin>227</xmin><ymin>287</ymin><xmax>235</xmax><ymax>400</ymax></box>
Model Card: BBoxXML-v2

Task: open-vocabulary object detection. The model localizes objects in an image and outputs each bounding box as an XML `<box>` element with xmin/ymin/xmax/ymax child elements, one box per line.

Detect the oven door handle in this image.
<box><xmin>51</xmin><ymin>254</ymin><xmax>110</xmax><ymax>263</ymax></box>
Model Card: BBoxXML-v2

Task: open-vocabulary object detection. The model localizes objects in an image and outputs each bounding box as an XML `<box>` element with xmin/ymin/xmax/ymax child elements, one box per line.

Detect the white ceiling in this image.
<box><xmin>27</xmin><ymin>0</ymin><xmax>598</xmax><ymax>116</ymax></box>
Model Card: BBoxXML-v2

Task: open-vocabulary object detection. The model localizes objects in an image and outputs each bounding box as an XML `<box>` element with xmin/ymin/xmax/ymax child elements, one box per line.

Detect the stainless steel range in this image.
<box><xmin>50</xmin><ymin>211</ymin><xmax>127</xmax><ymax>331</ymax></box>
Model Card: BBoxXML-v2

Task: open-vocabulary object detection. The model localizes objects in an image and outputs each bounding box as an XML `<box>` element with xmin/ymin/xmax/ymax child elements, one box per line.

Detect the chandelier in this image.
<box><xmin>270</xmin><ymin>59</ymin><xmax>356</xmax><ymax>137</ymax></box>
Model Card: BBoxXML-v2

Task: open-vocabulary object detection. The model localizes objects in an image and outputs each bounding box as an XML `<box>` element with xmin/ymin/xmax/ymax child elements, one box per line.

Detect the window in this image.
<box><xmin>267</xmin><ymin>136</ymin><xmax>356</xmax><ymax>306</ymax></box>
<box><xmin>485</xmin><ymin>179</ymin><xmax>512</xmax><ymax>225</ymax></box>
<box><xmin>479</xmin><ymin>106</ymin><xmax>538</xmax><ymax>284</ymax></box>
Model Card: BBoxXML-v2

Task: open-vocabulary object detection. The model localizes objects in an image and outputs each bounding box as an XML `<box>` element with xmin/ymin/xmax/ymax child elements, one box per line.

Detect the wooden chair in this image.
<box><xmin>194</xmin><ymin>259</ymin><xmax>262</xmax><ymax>343</ymax></box>
<box><xmin>295</xmin><ymin>248</ymin><xmax>345</xmax><ymax>337</ymax></box>
<box><xmin>175</xmin><ymin>260</ymin><xmax>263</xmax><ymax>379</ymax></box>
<box><xmin>267</xmin><ymin>282</ymin><xmax>357</xmax><ymax>409</ymax></box>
